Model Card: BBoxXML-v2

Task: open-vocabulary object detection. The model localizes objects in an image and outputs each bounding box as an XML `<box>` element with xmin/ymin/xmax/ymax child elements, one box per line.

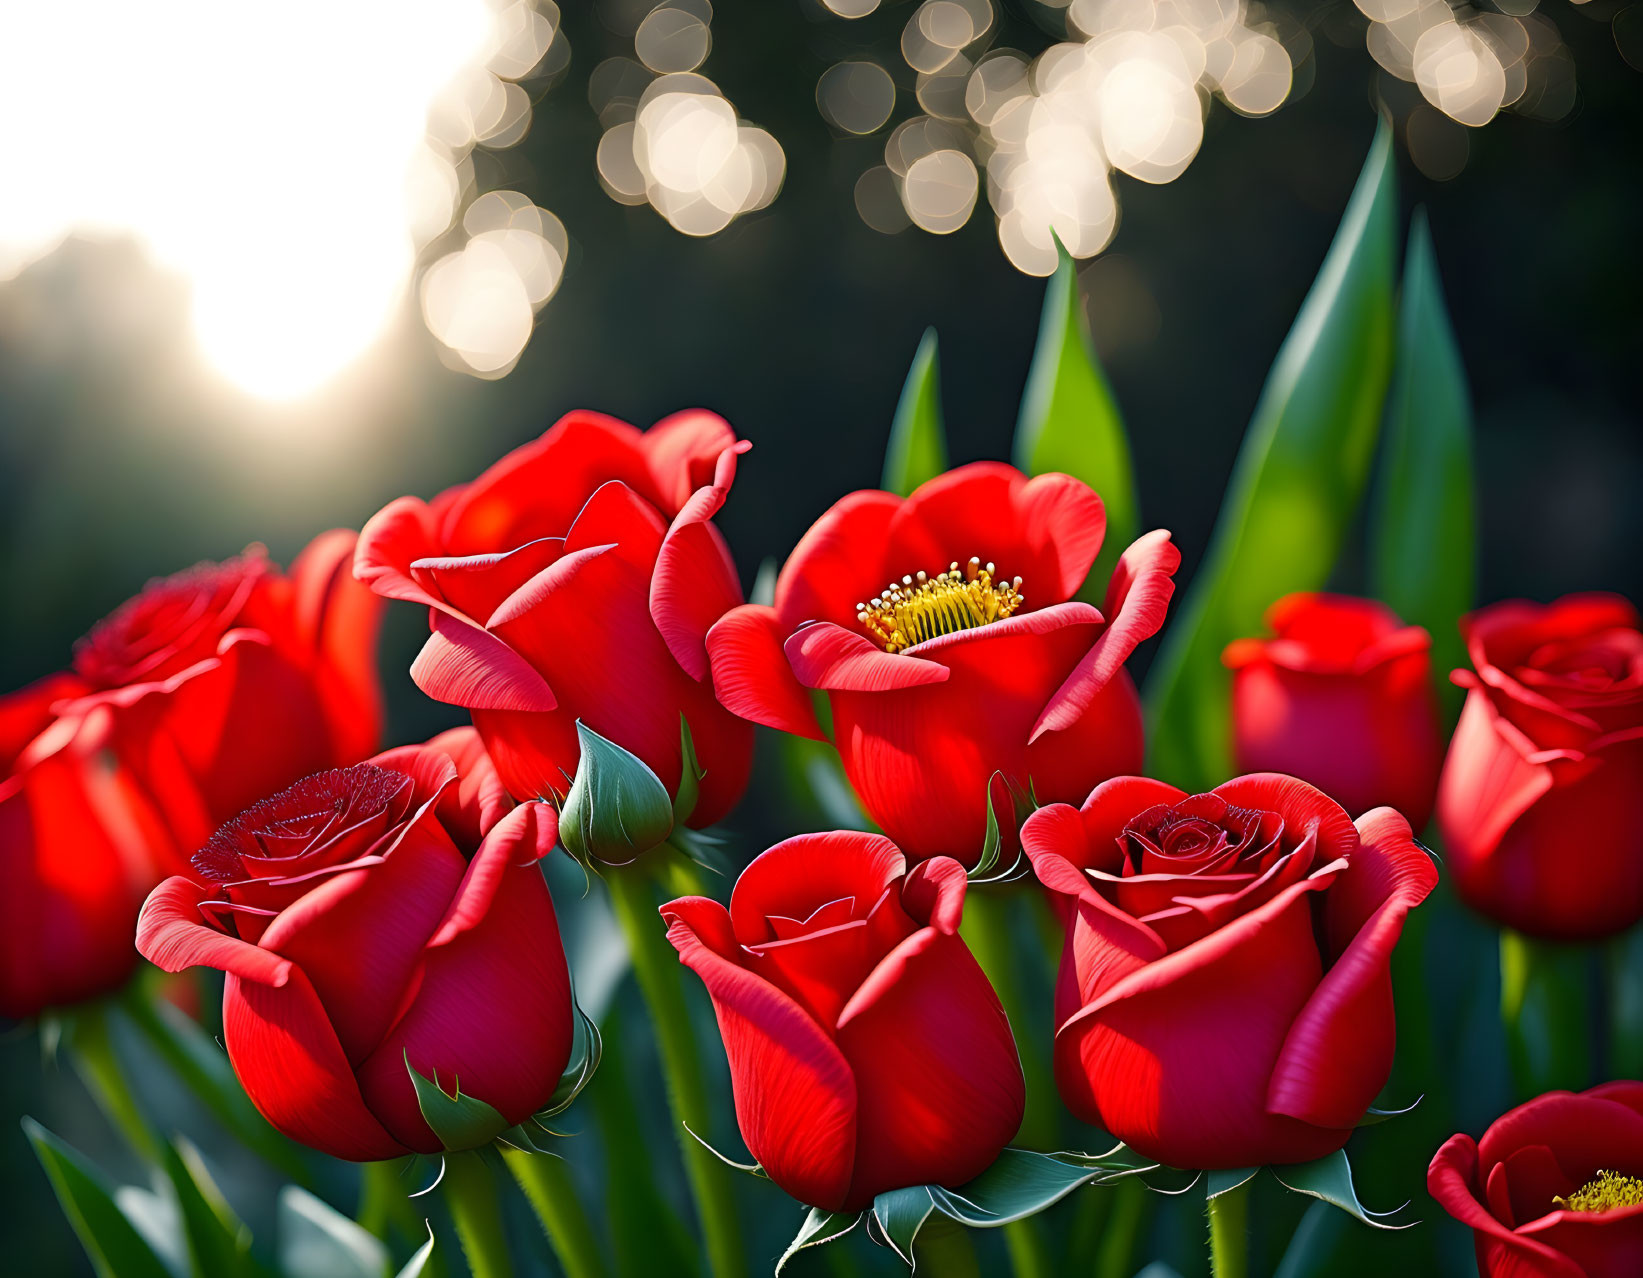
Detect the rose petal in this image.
<box><xmin>706</xmin><ymin>604</ymin><xmax>825</xmax><ymax>740</ymax></box>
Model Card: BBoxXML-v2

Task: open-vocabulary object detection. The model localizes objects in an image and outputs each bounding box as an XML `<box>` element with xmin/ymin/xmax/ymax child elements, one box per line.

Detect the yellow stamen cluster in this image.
<box><xmin>1554</xmin><ymin>1170</ymin><xmax>1643</xmax><ymax>1214</ymax></box>
<box><xmin>857</xmin><ymin>557</ymin><xmax>1023</xmax><ymax>654</ymax></box>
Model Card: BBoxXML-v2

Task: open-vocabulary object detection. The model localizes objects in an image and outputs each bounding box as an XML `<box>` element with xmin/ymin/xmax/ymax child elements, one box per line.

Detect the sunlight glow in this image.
<box><xmin>0</xmin><ymin>1</ymin><xmax>557</xmax><ymax>399</ymax></box>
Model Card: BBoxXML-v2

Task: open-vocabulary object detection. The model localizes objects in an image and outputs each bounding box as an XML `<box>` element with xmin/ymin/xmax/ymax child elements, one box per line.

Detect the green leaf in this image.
<box><xmin>1269</xmin><ymin>1149</ymin><xmax>1410</xmax><ymax>1229</ymax></box>
<box><xmin>162</xmin><ymin>1139</ymin><xmax>260</xmax><ymax>1278</ymax></box>
<box><xmin>872</xmin><ymin>1185</ymin><xmax>936</xmax><ymax>1266</ymax></box>
<box><xmin>928</xmin><ymin>1149</ymin><xmax>1115</xmax><ymax>1227</ymax></box>
<box><xmin>276</xmin><ymin>1186</ymin><xmax>389</xmax><ymax>1278</ymax></box>
<box><xmin>406</xmin><ymin>1057</ymin><xmax>511</xmax><ymax>1151</ymax></box>
<box><xmin>671</xmin><ymin>715</ymin><xmax>704</xmax><ymax>828</ymax></box>
<box><xmin>393</xmin><ymin>1227</ymin><xmax>436</xmax><ymax>1278</ymax></box>
<box><xmin>1205</xmin><ymin>1167</ymin><xmax>1260</xmax><ymax>1200</ymax></box>
<box><xmin>775</xmin><ymin>1208</ymin><xmax>860</xmax><ymax>1276</ymax></box>
<box><xmin>1369</xmin><ymin>208</ymin><xmax>1475</xmax><ymax>719</ymax></box>
<box><xmin>883</xmin><ymin>328</ymin><xmax>948</xmax><ymax>497</ymax></box>
<box><xmin>682</xmin><ymin>1123</ymin><xmax>767</xmax><ymax>1177</ymax></box>
<box><xmin>23</xmin><ymin>1118</ymin><xmax>172</xmax><ymax>1278</ymax></box>
<box><xmin>559</xmin><ymin>720</ymin><xmax>675</xmax><ymax>865</ymax></box>
<box><xmin>1145</xmin><ymin>120</ymin><xmax>1399</xmax><ymax>791</ymax></box>
<box><xmin>1013</xmin><ymin>239</ymin><xmax>1136</xmax><ymax>592</ymax></box>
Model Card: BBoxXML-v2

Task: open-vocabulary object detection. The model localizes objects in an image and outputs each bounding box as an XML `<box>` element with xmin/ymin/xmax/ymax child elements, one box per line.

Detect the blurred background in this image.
<box><xmin>2</xmin><ymin>0</ymin><xmax>1640</xmax><ymax>1273</ymax></box>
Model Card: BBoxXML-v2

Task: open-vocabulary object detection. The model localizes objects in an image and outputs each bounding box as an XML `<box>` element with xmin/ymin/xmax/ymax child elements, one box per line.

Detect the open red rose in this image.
<box><xmin>1224</xmin><ymin>593</ymin><xmax>1441</xmax><ymax>828</ymax></box>
<box><xmin>355</xmin><ymin>410</ymin><xmax>754</xmax><ymax>837</ymax></box>
<box><xmin>0</xmin><ymin>675</ymin><xmax>168</xmax><ymax>1018</ymax></box>
<box><xmin>706</xmin><ymin>462</ymin><xmax>1179</xmax><ymax>865</ymax></box>
<box><xmin>136</xmin><ymin>730</ymin><xmax>572</xmax><ymax>1161</ymax></box>
<box><xmin>1429</xmin><ymin>1082</ymin><xmax>1643</xmax><ymax>1278</ymax></box>
<box><xmin>662</xmin><ymin>832</ymin><xmax>1024</xmax><ymax>1211</ymax></box>
<box><xmin>63</xmin><ymin>531</ymin><xmax>383</xmax><ymax>862</ymax></box>
<box><xmin>1437</xmin><ymin>594</ymin><xmax>1643</xmax><ymax>940</ymax></box>
<box><xmin>1023</xmin><ymin>773</ymin><xmax>1436</xmax><ymax>1169</ymax></box>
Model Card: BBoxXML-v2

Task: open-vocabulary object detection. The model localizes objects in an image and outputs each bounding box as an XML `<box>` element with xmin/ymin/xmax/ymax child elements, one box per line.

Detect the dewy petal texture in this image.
<box><xmin>356</xmin><ymin>410</ymin><xmax>754</xmax><ymax>843</ymax></box>
<box><xmin>134</xmin><ymin>734</ymin><xmax>575</xmax><ymax>1161</ymax></box>
<box><xmin>663</xmin><ymin>832</ymin><xmax>1023</xmax><ymax>1211</ymax></box>
<box><xmin>704</xmin><ymin>461</ymin><xmax>1178</xmax><ymax>865</ymax></box>
<box><xmin>1027</xmin><ymin>772</ymin><xmax>1433</xmax><ymax>1169</ymax></box>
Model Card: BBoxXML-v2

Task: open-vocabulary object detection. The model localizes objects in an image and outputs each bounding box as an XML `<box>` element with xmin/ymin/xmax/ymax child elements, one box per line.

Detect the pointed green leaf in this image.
<box><xmin>775</xmin><ymin>1208</ymin><xmax>860</xmax><ymax>1276</ymax></box>
<box><xmin>559</xmin><ymin>720</ymin><xmax>675</xmax><ymax>865</ymax></box>
<box><xmin>277</xmin><ymin>1186</ymin><xmax>390</xmax><ymax>1278</ymax></box>
<box><xmin>682</xmin><ymin>1123</ymin><xmax>767</xmax><ymax>1177</ymax></box>
<box><xmin>406</xmin><ymin>1057</ymin><xmax>511</xmax><ymax>1152</ymax></box>
<box><xmin>538</xmin><ymin>1000</ymin><xmax>602</xmax><ymax>1119</ymax></box>
<box><xmin>872</xmin><ymin>1185</ymin><xmax>936</xmax><ymax>1266</ymax></box>
<box><xmin>393</xmin><ymin>1227</ymin><xmax>437</xmax><ymax>1278</ymax></box>
<box><xmin>1369</xmin><ymin>208</ymin><xmax>1475</xmax><ymax>719</ymax></box>
<box><xmin>671</xmin><ymin>715</ymin><xmax>704</xmax><ymax>828</ymax></box>
<box><xmin>163</xmin><ymin>1139</ymin><xmax>260</xmax><ymax>1278</ymax></box>
<box><xmin>1206</xmin><ymin>1167</ymin><xmax>1260</xmax><ymax>1200</ymax></box>
<box><xmin>883</xmin><ymin>328</ymin><xmax>948</xmax><ymax>497</ymax></box>
<box><xmin>1270</xmin><ymin>1149</ymin><xmax>1411</xmax><ymax>1229</ymax></box>
<box><xmin>23</xmin><ymin>1119</ymin><xmax>172</xmax><ymax>1278</ymax></box>
<box><xmin>928</xmin><ymin>1149</ymin><xmax>1111</xmax><ymax>1227</ymax></box>
<box><xmin>1013</xmin><ymin>239</ymin><xmax>1136</xmax><ymax>592</ymax></box>
<box><xmin>1146</xmin><ymin>121</ymin><xmax>1399</xmax><ymax>791</ymax></box>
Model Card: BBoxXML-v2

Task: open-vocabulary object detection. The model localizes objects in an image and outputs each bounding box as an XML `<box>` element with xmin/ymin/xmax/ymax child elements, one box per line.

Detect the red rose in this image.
<box><xmin>62</xmin><ymin>531</ymin><xmax>384</xmax><ymax>862</ymax></box>
<box><xmin>1429</xmin><ymin>1082</ymin><xmax>1643</xmax><ymax>1278</ymax></box>
<box><xmin>661</xmin><ymin>831</ymin><xmax>1024</xmax><ymax>1211</ymax></box>
<box><xmin>136</xmin><ymin>730</ymin><xmax>572</xmax><ymax>1161</ymax></box>
<box><xmin>355</xmin><ymin>410</ymin><xmax>754</xmax><ymax>835</ymax></box>
<box><xmin>1436</xmin><ymin>594</ymin><xmax>1643</xmax><ymax>940</ymax></box>
<box><xmin>706</xmin><ymin>462</ymin><xmax>1179</xmax><ymax>864</ymax></box>
<box><xmin>0</xmin><ymin>674</ymin><xmax>168</xmax><ymax>1017</ymax></box>
<box><xmin>1022</xmin><ymin>773</ymin><xmax>1436</xmax><ymax>1169</ymax></box>
<box><xmin>1223</xmin><ymin>593</ymin><xmax>1441</xmax><ymax>827</ymax></box>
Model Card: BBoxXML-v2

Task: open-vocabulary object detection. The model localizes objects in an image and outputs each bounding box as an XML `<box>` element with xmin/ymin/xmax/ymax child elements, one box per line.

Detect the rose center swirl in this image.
<box><xmin>1554</xmin><ymin>1169</ymin><xmax>1643</xmax><ymax>1214</ymax></box>
<box><xmin>857</xmin><ymin>556</ymin><xmax>1023</xmax><ymax>653</ymax></box>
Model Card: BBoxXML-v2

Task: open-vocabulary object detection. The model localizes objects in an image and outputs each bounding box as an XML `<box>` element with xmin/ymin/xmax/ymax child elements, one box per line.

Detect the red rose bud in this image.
<box><xmin>1437</xmin><ymin>593</ymin><xmax>1643</xmax><ymax>940</ymax></box>
<box><xmin>662</xmin><ymin>831</ymin><xmax>1024</xmax><ymax>1211</ymax></box>
<box><xmin>706</xmin><ymin>462</ymin><xmax>1179</xmax><ymax>866</ymax></box>
<box><xmin>1223</xmin><ymin>593</ymin><xmax>1441</xmax><ymax>828</ymax></box>
<box><xmin>355</xmin><ymin>410</ymin><xmax>753</xmax><ymax>840</ymax></box>
<box><xmin>1429</xmin><ymin>1082</ymin><xmax>1643</xmax><ymax>1278</ymax></box>
<box><xmin>61</xmin><ymin>531</ymin><xmax>384</xmax><ymax>863</ymax></box>
<box><xmin>136</xmin><ymin>730</ymin><xmax>574</xmax><ymax>1161</ymax></box>
<box><xmin>0</xmin><ymin>675</ymin><xmax>170</xmax><ymax>1017</ymax></box>
<box><xmin>1023</xmin><ymin>773</ymin><xmax>1435</xmax><ymax>1170</ymax></box>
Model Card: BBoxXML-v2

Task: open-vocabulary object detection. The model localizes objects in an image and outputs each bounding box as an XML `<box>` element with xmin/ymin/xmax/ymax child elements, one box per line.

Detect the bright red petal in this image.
<box><xmin>410</xmin><ymin>613</ymin><xmax>558</xmax><ymax>713</ymax></box>
<box><xmin>641</xmin><ymin>409</ymin><xmax>739</xmax><ymax>513</ymax></box>
<box><xmin>706</xmin><ymin>604</ymin><xmax>824</xmax><ymax>739</ymax></box>
<box><xmin>834</xmin><ymin>929</ymin><xmax>1023</xmax><ymax>1208</ymax></box>
<box><xmin>663</xmin><ymin>898</ymin><xmax>858</xmax><ymax>1211</ymax></box>
<box><xmin>651</xmin><ymin>443</ymin><xmax>748</xmax><ymax>681</ymax></box>
<box><xmin>223</xmin><ymin>967</ymin><xmax>407</xmax><ymax>1161</ymax></box>
<box><xmin>289</xmin><ymin>528</ymin><xmax>384</xmax><ymax>764</ymax></box>
<box><xmin>774</xmin><ymin>489</ymin><xmax>903</xmax><ymax>632</ymax></box>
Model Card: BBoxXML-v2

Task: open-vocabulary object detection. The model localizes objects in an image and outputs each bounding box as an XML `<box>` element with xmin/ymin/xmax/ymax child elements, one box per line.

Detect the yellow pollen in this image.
<box><xmin>856</xmin><ymin>557</ymin><xmax>1024</xmax><ymax>654</ymax></box>
<box><xmin>1554</xmin><ymin>1170</ymin><xmax>1643</xmax><ymax>1214</ymax></box>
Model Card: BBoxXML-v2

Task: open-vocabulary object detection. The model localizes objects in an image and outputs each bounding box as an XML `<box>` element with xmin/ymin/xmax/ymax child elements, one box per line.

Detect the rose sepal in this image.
<box><xmin>560</xmin><ymin>717</ymin><xmax>724</xmax><ymax>869</ymax></box>
<box><xmin>770</xmin><ymin>1143</ymin><xmax>1179</xmax><ymax>1273</ymax></box>
<box><xmin>405</xmin><ymin>999</ymin><xmax>602</xmax><ymax>1155</ymax></box>
<box><xmin>968</xmin><ymin>772</ymin><xmax>1039</xmax><ymax>884</ymax></box>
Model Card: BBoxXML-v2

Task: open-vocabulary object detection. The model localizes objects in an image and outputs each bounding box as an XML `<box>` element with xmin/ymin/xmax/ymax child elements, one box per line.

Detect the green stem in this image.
<box><xmin>68</xmin><ymin>1002</ymin><xmax>159</xmax><ymax>1161</ymax></box>
<box><xmin>357</xmin><ymin>1159</ymin><xmax>421</xmax><ymax>1244</ymax></box>
<box><xmin>913</xmin><ymin>1218</ymin><xmax>981</xmax><ymax>1278</ymax></box>
<box><xmin>1608</xmin><ymin>926</ymin><xmax>1643</xmax><ymax>1079</ymax></box>
<box><xmin>1500</xmin><ymin>929</ymin><xmax>1590</xmax><ymax>1097</ymax></box>
<box><xmin>1093</xmin><ymin>1179</ymin><xmax>1147</xmax><ymax>1278</ymax></box>
<box><xmin>607</xmin><ymin>859</ymin><xmax>746</xmax><ymax>1278</ymax></box>
<box><xmin>1206</xmin><ymin>1182</ymin><xmax>1250</xmax><ymax>1278</ymax></box>
<box><xmin>120</xmin><ymin>979</ymin><xmax>312</xmax><ymax>1184</ymax></box>
<box><xmin>502</xmin><ymin>1148</ymin><xmax>609</xmax><ymax>1278</ymax></box>
<box><xmin>441</xmin><ymin>1150</ymin><xmax>513</xmax><ymax>1278</ymax></box>
<box><xmin>959</xmin><ymin>887</ymin><xmax>1055</xmax><ymax>1278</ymax></box>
